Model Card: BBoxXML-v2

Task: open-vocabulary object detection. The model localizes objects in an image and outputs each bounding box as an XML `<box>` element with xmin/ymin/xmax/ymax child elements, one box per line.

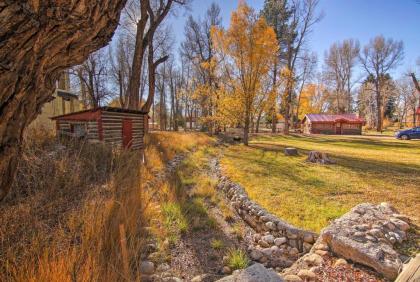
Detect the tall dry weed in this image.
<box><xmin>0</xmin><ymin>129</ymin><xmax>214</xmax><ymax>281</ymax></box>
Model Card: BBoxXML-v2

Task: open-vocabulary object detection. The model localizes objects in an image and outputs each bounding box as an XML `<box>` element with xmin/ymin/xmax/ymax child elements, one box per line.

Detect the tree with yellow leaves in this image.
<box><xmin>211</xmin><ymin>2</ymin><xmax>278</xmax><ymax>145</ymax></box>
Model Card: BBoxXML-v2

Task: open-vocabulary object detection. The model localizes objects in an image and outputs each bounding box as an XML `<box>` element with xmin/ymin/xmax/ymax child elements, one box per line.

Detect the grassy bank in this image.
<box><xmin>221</xmin><ymin>134</ymin><xmax>420</xmax><ymax>232</ymax></box>
<box><xmin>0</xmin><ymin>130</ymin><xmax>213</xmax><ymax>282</ymax></box>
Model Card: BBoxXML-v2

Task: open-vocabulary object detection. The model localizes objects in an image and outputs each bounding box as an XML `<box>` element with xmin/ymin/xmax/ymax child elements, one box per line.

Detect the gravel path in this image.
<box><xmin>161</xmin><ymin>155</ymin><xmax>255</xmax><ymax>281</ymax></box>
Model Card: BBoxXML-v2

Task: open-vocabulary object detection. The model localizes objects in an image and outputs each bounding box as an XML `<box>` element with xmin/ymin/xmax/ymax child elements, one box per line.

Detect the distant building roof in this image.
<box><xmin>56</xmin><ymin>89</ymin><xmax>78</xmax><ymax>100</ymax></box>
<box><xmin>416</xmin><ymin>107</ymin><xmax>420</xmax><ymax>115</ymax></box>
<box><xmin>303</xmin><ymin>113</ymin><xmax>365</xmax><ymax>124</ymax></box>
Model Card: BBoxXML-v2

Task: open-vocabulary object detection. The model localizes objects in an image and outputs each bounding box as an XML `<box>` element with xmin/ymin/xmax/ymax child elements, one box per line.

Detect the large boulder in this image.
<box><xmin>216</xmin><ymin>263</ymin><xmax>284</xmax><ymax>282</ymax></box>
<box><xmin>321</xmin><ymin>203</ymin><xmax>410</xmax><ymax>280</ymax></box>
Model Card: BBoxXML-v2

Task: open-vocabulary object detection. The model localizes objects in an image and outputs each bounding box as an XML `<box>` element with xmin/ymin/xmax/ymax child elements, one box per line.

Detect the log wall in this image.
<box><xmin>101</xmin><ymin>111</ymin><xmax>145</xmax><ymax>150</ymax></box>
<box><xmin>55</xmin><ymin>110</ymin><xmax>146</xmax><ymax>149</ymax></box>
<box><xmin>56</xmin><ymin>120</ymin><xmax>99</xmax><ymax>140</ymax></box>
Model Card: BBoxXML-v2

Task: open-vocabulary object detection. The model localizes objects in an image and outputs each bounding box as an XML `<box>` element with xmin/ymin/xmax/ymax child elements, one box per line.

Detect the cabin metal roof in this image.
<box><xmin>51</xmin><ymin>107</ymin><xmax>148</xmax><ymax>120</ymax></box>
<box><xmin>303</xmin><ymin>114</ymin><xmax>365</xmax><ymax>124</ymax></box>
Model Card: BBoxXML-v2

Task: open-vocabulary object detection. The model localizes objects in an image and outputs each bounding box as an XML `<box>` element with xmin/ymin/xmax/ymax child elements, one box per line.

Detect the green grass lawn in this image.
<box><xmin>221</xmin><ymin>134</ymin><xmax>420</xmax><ymax>232</ymax></box>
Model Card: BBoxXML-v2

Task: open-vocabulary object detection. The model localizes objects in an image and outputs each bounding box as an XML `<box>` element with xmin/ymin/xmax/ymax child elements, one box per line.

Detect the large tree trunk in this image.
<box><xmin>256</xmin><ymin>109</ymin><xmax>263</xmax><ymax>134</ymax></box>
<box><xmin>141</xmin><ymin>34</ymin><xmax>169</xmax><ymax>113</ymax></box>
<box><xmin>127</xmin><ymin>4</ymin><xmax>148</xmax><ymax>110</ymax></box>
<box><xmin>375</xmin><ymin>81</ymin><xmax>383</xmax><ymax>132</ymax></box>
<box><xmin>0</xmin><ymin>0</ymin><xmax>126</xmax><ymax>201</ymax></box>
<box><xmin>271</xmin><ymin>61</ymin><xmax>278</xmax><ymax>133</ymax></box>
<box><xmin>243</xmin><ymin>110</ymin><xmax>250</xmax><ymax>146</ymax></box>
<box><xmin>411</xmin><ymin>73</ymin><xmax>420</xmax><ymax>93</ymax></box>
<box><xmin>284</xmin><ymin>87</ymin><xmax>292</xmax><ymax>135</ymax></box>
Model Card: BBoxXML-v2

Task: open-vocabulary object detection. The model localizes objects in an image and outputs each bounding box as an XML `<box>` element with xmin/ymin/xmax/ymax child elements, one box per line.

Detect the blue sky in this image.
<box><xmin>168</xmin><ymin>0</ymin><xmax>420</xmax><ymax>78</ymax></box>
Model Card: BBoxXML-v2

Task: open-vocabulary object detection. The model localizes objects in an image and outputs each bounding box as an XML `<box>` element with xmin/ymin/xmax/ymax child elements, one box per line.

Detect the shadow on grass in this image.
<box><xmin>249</xmin><ymin>142</ymin><xmax>420</xmax><ymax>180</ymax></box>
<box><xmin>255</xmin><ymin>134</ymin><xmax>420</xmax><ymax>151</ymax></box>
<box><xmin>220</xmin><ymin>142</ymin><xmax>420</xmax><ymax>200</ymax></box>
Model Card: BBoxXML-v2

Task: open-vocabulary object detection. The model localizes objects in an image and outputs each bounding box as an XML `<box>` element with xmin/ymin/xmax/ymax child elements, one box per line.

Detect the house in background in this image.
<box><xmin>30</xmin><ymin>71</ymin><xmax>81</xmax><ymax>131</ymax></box>
<box><xmin>52</xmin><ymin>107</ymin><xmax>148</xmax><ymax>150</ymax></box>
<box><xmin>302</xmin><ymin>114</ymin><xmax>365</xmax><ymax>135</ymax></box>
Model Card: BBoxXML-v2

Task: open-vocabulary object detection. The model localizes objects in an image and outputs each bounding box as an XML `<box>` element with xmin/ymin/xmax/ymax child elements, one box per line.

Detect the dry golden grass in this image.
<box><xmin>0</xmin><ymin>129</ymin><xmax>214</xmax><ymax>282</ymax></box>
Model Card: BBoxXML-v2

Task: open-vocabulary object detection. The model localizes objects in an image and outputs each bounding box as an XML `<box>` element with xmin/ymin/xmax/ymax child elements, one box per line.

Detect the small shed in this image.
<box><xmin>417</xmin><ymin>107</ymin><xmax>420</xmax><ymax>126</ymax></box>
<box><xmin>51</xmin><ymin>107</ymin><xmax>148</xmax><ymax>149</ymax></box>
<box><xmin>302</xmin><ymin>114</ymin><xmax>364</xmax><ymax>135</ymax></box>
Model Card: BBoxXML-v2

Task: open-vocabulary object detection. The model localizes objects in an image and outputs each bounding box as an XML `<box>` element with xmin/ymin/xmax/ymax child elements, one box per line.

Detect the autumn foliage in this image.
<box><xmin>210</xmin><ymin>3</ymin><xmax>278</xmax><ymax>144</ymax></box>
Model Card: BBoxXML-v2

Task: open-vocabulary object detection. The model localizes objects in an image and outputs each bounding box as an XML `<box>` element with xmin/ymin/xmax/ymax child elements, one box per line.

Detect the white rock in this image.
<box><xmin>274</xmin><ymin>237</ymin><xmax>287</xmax><ymax>246</ymax></box>
<box><xmin>250</xmin><ymin>249</ymin><xmax>263</xmax><ymax>261</ymax></box>
<box><xmin>303</xmin><ymin>233</ymin><xmax>315</xmax><ymax>243</ymax></box>
<box><xmin>303</xmin><ymin>253</ymin><xmax>323</xmax><ymax>266</ymax></box>
<box><xmin>334</xmin><ymin>258</ymin><xmax>348</xmax><ymax>267</ymax></box>
<box><xmin>270</xmin><ymin>245</ymin><xmax>280</xmax><ymax>256</ymax></box>
<box><xmin>314</xmin><ymin>243</ymin><xmax>329</xmax><ymax>251</ymax></box>
<box><xmin>216</xmin><ymin>263</ymin><xmax>283</xmax><ymax>282</ymax></box>
<box><xmin>261</xmin><ymin>247</ymin><xmax>273</xmax><ymax>257</ymax></box>
<box><xmin>222</xmin><ymin>266</ymin><xmax>232</xmax><ymax>274</ymax></box>
<box><xmin>315</xmin><ymin>250</ymin><xmax>328</xmax><ymax>256</ymax></box>
<box><xmin>266</xmin><ymin>221</ymin><xmax>277</xmax><ymax>230</ymax></box>
<box><xmin>262</xmin><ymin>234</ymin><xmax>275</xmax><ymax>245</ymax></box>
<box><xmin>297</xmin><ymin>269</ymin><xmax>316</xmax><ymax>280</ymax></box>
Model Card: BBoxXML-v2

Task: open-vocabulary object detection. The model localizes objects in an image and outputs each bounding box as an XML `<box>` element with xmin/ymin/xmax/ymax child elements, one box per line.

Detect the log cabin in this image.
<box><xmin>51</xmin><ymin>107</ymin><xmax>148</xmax><ymax>149</ymax></box>
<box><xmin>302</xmin><ymin>114</ymin><xmax>365</xmax><ymax>135</ymax></box>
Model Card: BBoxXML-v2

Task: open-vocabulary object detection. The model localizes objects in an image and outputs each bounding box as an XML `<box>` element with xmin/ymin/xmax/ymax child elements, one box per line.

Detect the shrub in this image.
<box><xmin>162</xmin><ymin>202</ymin><xmax>189</xmax><ymax>235</ymax></box>
<box><xmin>226</xmin><ymin>248</ymin><xmax>249</xmax><ymax>270</ymax></box>
<box><xmin>210</xmin><ymin>239</ymin><xmax>224</xmax><ymax>250</ymax></box>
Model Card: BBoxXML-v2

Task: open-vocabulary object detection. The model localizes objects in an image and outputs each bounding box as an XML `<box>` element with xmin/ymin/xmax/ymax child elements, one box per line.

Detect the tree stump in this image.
<box><xmin>233</xmin><ymin>136</ymin><xmax>242</xmax><ymax>142</ymax></box>
<box><xmin>284</xmin><ymin>147</ymin><xmax>298</xmax><ymax>156</ymax></box>
<box><xmin>306</xmin><ymin>151</ymin><xmax>335</xmax><ymax>164</ymax></box>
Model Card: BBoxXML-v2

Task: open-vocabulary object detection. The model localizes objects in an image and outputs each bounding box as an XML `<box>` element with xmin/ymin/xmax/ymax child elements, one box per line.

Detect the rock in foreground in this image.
<box><xmin>216</xmin><ymin>263</ymin><xmax>284</xmax><ymax>282</ymax></box>
<box><xmin>321</xmin><ymin>203</ymin><xmax>410</xmax><ymax>280</ymax></box>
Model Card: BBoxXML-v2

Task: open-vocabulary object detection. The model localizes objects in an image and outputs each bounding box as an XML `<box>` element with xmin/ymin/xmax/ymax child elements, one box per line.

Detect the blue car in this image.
<box><xmin>396</xmin><ymin>127</ymin><xmax>420</xmax><ymax>140</ymax></box>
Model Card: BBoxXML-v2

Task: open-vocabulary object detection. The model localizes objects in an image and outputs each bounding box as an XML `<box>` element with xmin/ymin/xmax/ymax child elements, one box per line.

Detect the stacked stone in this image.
<box><xmin>216</xmin><ymin>173</ymin><xmax>317</xmax><ymax>268</ymax></box>
<box><xmin>321</xmin><ymin>202</ymin><xmax>412</xmax><ymax>280</ymax></box>
<box><xmin>344</xmin><ymin>203</ymin><xmax>410</xmax><ymax>246</ymax></box>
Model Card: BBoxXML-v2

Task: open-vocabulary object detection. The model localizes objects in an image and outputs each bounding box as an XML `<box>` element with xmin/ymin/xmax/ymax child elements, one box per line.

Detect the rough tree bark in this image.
<box><xmin>0</xmin><ymin>0</ymin><xmax>126</xmax><ymax>201</ymax></box>
<box><xmin>128</xmin><ymin>0</ymin><xmax>183</xmax><ymax>111</ymax></box>
<box><xmin>375</xmin><ymin>79</ymin><xmax>384</xmax><ymax>132</ymax></box>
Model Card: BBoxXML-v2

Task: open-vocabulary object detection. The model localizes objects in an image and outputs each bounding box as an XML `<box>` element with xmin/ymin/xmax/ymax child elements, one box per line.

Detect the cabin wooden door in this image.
<box><xmin>122</xmin><ymin>118</ymin><xmax>133</xmax><ymax>149</ymax></box>
<box><xmin>335</xmin><ymin>123</ymin><xmax>342</xmax><ymax>135</ymax></box>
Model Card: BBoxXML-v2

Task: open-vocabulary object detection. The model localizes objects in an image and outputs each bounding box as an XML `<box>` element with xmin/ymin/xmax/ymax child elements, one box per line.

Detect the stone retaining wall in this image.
<box><xmin>213</xmin><ymin>159</ymin><xmax>318</xmax><ymax>269</ymax></box>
